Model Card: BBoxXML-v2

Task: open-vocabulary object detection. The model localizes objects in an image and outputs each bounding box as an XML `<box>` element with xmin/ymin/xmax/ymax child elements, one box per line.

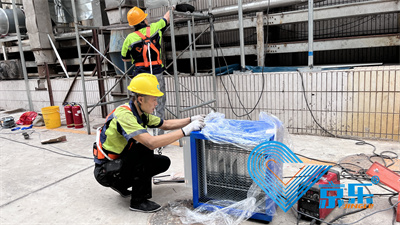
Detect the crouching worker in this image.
<box><xmin>93</xmin><ymin>73</ymin><xmax>205</xmax><ymax>213</ymax></box>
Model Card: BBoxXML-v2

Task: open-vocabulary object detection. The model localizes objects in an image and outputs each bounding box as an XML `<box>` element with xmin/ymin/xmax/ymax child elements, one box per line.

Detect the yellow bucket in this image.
<box><xmin>41</xmin><ymin>106</ymin><xmax>61</xmax><ymax>129</ymax></box>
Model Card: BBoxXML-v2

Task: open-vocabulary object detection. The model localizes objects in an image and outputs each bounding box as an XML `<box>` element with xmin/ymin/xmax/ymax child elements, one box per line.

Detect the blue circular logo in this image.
<box><xmin>157</xmin><ymin>84</ymin><xmax>160</xmax><ymax>90</ymax></box>
<box><xmin>371</xmin><ymin>175</ymin><xmax>380</xmax><ymax>184</ymax></box>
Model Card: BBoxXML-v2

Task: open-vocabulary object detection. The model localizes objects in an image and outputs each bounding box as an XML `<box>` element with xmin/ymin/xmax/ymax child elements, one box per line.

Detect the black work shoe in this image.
<box><xmin>110</xmin><ymin>187</ymin><xmax>131</xmax><ymax>198</ymax></box>
<box><xmin>129</xmin><ymin>200</ymin><xmax>162</xmax><ymax>213</ymax></box>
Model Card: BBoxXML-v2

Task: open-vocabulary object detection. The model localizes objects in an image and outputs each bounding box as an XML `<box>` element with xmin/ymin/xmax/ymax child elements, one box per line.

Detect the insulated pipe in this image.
<box><xmin>308</xmin><ymin>0</ymin><xmax>314</xmax><ymax>68</ymax></box>
<box><xmin>210</xmin><ymin>0</ymin><xmax>307</xmax><ymax>17</ymax></box>
<box><xmin>238</xmin><ymin>0</ymin><xmax>245</xmax><ymax>71</ymax></box>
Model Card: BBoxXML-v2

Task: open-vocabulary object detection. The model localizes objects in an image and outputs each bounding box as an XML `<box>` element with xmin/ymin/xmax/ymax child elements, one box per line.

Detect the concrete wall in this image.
<box><xmin>0</xmin><ymin>66</ymin><xmax>399</xmax><ymax>141</ymax></box>
<box><xmin>0</xmin><ymin>77</ymin><xmax>116</xmax><ymax>122</ymax></box>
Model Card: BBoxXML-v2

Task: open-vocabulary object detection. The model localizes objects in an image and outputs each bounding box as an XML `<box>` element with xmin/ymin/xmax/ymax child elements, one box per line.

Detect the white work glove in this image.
<box><xmin>182</xmin><ymin>120</ymin><xmax>205</xmax><ymax>136</ymax></box>
<box><xmin>190</xmin><ymin>114</ymin><xmax>206</xmax><ymax>122</ymax></box>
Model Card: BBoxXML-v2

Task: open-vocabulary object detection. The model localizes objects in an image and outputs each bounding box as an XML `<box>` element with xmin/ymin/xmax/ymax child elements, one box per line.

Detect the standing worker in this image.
<box><xmin>121</xmin><ymin>6</ymin><xmax>172</xmax><ymax>136</ymax></box>
<box><xmin>93</xmin><ymin>73</ymin><xmax>206</xmax><ymax>213</ymax></box>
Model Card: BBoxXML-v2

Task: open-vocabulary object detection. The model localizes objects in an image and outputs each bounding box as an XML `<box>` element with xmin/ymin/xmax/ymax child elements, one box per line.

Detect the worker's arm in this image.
<box><xmin>122</xmin><ymin>58</ymin><xmax>131</xmax><ymax>62</ymax></box>
<box><xmin>134</xmin><ymin>129</ymin><xmax>183</xmax><ymax>150</ymax></box>
<box><xmin>133</xmin><ymin>119</ymin><xmax>205</xmax><ymax>150</ymax></box>
<box><xmin>159</xmin><ymin>117</ymin><xmax>190</xmax><ymax>130</ymax></box>
<box><xmin>163</xmin><ymin>9</ymin><xmax>171</xmax><ymax>24</ymax></box>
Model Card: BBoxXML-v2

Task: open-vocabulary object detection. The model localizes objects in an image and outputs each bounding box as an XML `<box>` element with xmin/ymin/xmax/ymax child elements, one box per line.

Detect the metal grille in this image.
<box><xmin>165</xmin><ymin>67</ymin><xmax>400</xmax><ymax>141</ymax></box>
<box><xmin>196</xmin><ymin>139</ymin><xmax>254</xmax><ymax>203</ymax></box>
<box><xmin>271</xmin><ymin>13</ymin><xmax>399</xmax><ymax>43</ymax></box>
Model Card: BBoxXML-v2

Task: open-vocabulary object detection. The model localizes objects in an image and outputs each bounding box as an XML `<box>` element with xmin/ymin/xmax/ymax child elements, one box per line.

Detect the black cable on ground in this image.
<box><xmin>294</xmin><ymin>152</ymin><xmax>338</xmax><ymax>165</ymax></box>
<box><xmin>297</xmin><ymin>71</ymin><xmax>398</xmax><ymax>170</ymax></box>
<box><xmin>325</xmin><ymin>179</ymin><xmax>372</xmax><ymax>224</ymax></box>
<box><xmin>293</xmin><ymin>148</ymin><xmax>397</xmax><ymax>224</ymax></box>
<box><xmin>389</xmin><ymin>194</ymin><xmax>399</xmax><ymax>225</ymax></box>
<box><xmin>0</xmin><ymin>136</ymin><xmax>93</xmax><ymax>160</ymax></box>
<box><xmin>293</xmin><ymin>200</ymin><xmax>399</xmax><ymax>225</ymax></box>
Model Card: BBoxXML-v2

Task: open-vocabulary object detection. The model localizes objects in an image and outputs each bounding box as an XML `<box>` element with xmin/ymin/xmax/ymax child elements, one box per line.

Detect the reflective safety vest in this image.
<box><xmin>133</xmin><ymin>27</ymin><xmax>163</xmax><ymax>67</ymax></box>
<box><xmin>93</xmin><ymin>105</ymin><xmax>132</xmax><ymax>161</ymax></box>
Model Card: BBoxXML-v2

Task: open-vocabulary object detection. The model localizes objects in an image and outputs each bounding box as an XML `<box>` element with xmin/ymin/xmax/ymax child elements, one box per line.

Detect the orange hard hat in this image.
<box><xmin>127</xmin><ymin>6</ymin><xmax>148</xmax><ymax>26</ymax></box>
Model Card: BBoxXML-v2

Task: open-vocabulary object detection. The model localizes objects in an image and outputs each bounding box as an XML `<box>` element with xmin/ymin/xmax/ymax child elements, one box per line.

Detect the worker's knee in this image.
<box><xmin>154</xmin><ymin>155</ymin><xmax>171</xmax><ymax>173</ymax></box>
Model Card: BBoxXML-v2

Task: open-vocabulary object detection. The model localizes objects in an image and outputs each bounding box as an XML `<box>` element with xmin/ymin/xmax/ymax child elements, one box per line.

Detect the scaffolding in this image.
<box><xmin>68</xmin><ymin>0</ymin><xmax>136</xmax><ymax>134</ymax></box>
<box><xmin>168</xmin><ymin>6</ymin><xmax>218</xmax><ymax>120</ymax></box>
<box><xmin>3</xmin><ymin>0</ymin><xmax>399</xmax><ymax>141</ymax></box>
<box><xmin>65</xmin><ymin>0</ymin><xmax>221</xmax><ymax>134</ymax></box>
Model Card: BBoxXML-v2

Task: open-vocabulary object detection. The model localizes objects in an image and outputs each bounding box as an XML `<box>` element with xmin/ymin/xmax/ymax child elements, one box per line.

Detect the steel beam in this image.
<box><xmin>168</xmin><ymin>34</ymin><xmax>399</xmax><ymax>58</ymax></box>
<box><xmin>267</xmin><ymin>0</ymin><xmax>400</xmax><ymax>25</ymax></box>
<box><xmin>167</xmin><ymin>0</ymin><xmax>400</xmax><ymax>36</ymax></box>
<box><xmin>167</xmin><ymin>45</ymin><xmax>256</xmax><ymax>58</ymax></box>
<box><xmin>267</xmin><ymin>34</ymin><xmax>400</xmax><ymax>53</ymax></box>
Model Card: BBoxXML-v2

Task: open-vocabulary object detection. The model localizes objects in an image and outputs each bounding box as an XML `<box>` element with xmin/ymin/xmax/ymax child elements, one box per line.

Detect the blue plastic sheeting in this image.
<box><xmin>215</xmin><ymin>64</ymin><xmax>351</xmax><ymax>75</ymax></box>
<box><xmin>198</xmin><ymin>111</ymin><xmax>285</xmax><ymax>150</ymax></box>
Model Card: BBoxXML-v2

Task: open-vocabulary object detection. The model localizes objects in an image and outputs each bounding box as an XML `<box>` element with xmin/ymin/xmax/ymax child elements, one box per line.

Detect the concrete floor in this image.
<box><xmin>0</xmin><ymin>110</ymin><xmax>399</xmax><ymax>225</ymax></box>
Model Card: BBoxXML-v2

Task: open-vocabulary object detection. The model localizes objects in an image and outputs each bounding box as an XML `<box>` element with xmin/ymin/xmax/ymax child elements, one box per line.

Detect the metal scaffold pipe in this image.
<box><xmin>12</xmin><ymin>0</ymin><xmax>33</xmax><ymax>111</ymax></box>
<box><xmin>210</xmin><ymin>0</ymin><xmax>307</xmax><ymax>17</ymax></box>
<box><xmin>71</xmin><ymin>0</ymin><xmax>90</xmax><ymax>135</ymax></box>
<box><xmin>170</xmin><ymin>7</ymin><xmax>181</xmax><ymax>120</ymax></box>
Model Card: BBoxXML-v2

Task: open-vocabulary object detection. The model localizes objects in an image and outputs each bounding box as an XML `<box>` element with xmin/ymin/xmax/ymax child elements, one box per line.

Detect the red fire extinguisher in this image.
<box><xmin>64</xmin><ymin>104</ymin><xmax>74</xmax><ymax>128</ymax></box>
<box><xmin>72</xmin><ymin>104</ymin><xmax>84</xmax><ymax>129</ymax></box>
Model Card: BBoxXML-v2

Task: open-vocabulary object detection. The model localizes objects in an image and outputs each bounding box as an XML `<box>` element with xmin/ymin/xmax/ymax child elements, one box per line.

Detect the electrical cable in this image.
<box><xmin>211</xmin><ymin>15</ymin><xmax>251</xmax><ymax>120</ymax></box>
<box><xmin>0</xmin><ymin>135</ymin><xmax>93</xmax><ymax>160</ymax></box>
<box><xmin>388</xmin><ymin>194</ymin><xmax>399</xmax><ymax>225</ymax></box>
<box><xmin>278</xmin><ymin>16</ymin><xmax>375</xmax><ymax>36</ymax></box>
<box><xmin>297</xmin><ymin>71</ymin><xmax>398</xmax><ymax>170</ymax></box>
<box><xmin>293</xmin><ymin>148</ymin><xmax>397</xmax><ymax>223</ymax></box>
<box><xmin>211</xmin><ymin>0</ymin><xmax>271</xmax><ymax>120</ymax></box>
<box><xmin>294</xmin><ymin>152</ymin><xmax>338</xmax><ymax>165</ymax></box>
<box><xmin>214</xmin><ymin>54</ymin><xmax>251</xmax><ymax>120</ymax></box>
<box><xmin>213</xmin><ymin>36</ymin><xmax>251</xmax><ymax>120</ymax></box>
<box><xmin>325</xmin><ymin>179</ymin><xmax>372</xmax><ymax>224</ymax></box>
<box><xmin>292</xmin><ymin>200</ymin><xmax>399</xmax><ymax>225</ymax></box>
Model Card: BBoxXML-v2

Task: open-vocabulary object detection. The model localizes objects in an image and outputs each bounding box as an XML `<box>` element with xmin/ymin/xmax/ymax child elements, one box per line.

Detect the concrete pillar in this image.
<box><xmin>256</xmin><ymin>12</ymin><xmax>264</xmax><ymax>67</ymax></box>
<box><xmin>22</xmin><ymin>0</ymin><xmax>56</xmax><ymax>78</ymax></box>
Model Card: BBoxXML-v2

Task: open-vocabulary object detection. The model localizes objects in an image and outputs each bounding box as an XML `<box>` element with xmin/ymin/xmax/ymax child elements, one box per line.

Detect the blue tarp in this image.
<box><xmin>215</xmin><ymin>64</ymin><xmax>352</xmax><ymax>75</ymax></box>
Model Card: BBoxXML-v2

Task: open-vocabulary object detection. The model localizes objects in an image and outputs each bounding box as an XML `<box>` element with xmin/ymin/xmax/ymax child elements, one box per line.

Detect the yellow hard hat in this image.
<box><xmin>127</xmin><ymin>7</ymin><xmax>148</xmax><ymax>26</ymax></box>
<box><xmin>128</xmin><ymin>73</ymin><xmax>164</xmax><ymax>97</ymax></box>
